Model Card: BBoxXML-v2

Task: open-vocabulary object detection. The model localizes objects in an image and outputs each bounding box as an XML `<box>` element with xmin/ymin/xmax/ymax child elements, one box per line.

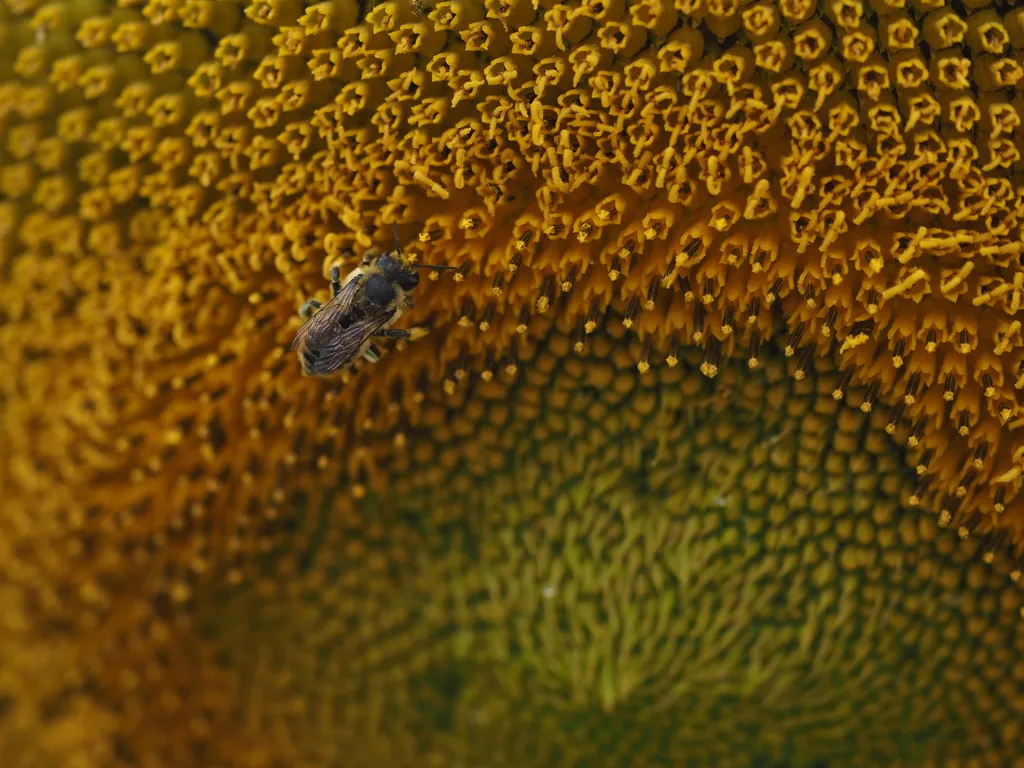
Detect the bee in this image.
<box><xmin>291</xmin><ymin>228</ymin><xmax>457</xmax><ymax>376</ymax></box>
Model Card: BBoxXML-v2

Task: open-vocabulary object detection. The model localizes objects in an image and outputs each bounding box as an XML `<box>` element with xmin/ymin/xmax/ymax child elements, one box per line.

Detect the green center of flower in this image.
<box><xmin>202</xmin><ymin>332</ymin><xmax>1024</xmax><ymax>767</ymax></box>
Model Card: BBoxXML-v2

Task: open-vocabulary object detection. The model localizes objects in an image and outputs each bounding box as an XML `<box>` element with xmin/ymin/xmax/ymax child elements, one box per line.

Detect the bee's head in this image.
<box><xmin>376</xmin><ymin>252</ymin><xmax>419</xmax><ymax>291</ymax></box>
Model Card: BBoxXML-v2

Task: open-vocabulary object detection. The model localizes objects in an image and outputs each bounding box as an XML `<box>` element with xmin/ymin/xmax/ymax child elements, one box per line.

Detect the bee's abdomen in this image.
<box><xmin>301</xmin><ymin>347</ymin><xmax>322</xmax><ymax>374</ymax></box>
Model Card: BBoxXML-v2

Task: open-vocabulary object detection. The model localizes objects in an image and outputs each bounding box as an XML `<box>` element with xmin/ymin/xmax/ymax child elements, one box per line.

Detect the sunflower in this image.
<box><xmin>1</xmin><ymin>0</ymin><xmax>1023</xmax><ymax>766</ymax></box>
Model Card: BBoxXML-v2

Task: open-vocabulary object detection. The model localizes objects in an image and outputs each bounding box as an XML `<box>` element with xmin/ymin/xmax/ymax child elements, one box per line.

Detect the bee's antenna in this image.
<box><xmin>394</xmin><ymin>222</ymin><xmax>458</xmax><ymax>270</ymax></box>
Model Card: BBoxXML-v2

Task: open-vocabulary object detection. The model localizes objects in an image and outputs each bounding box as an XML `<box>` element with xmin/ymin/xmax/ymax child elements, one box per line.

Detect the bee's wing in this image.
<box><xmin>290</xmin><ymin>275</ymin><xmax>362</xmax><ymax>353</ymax></box>
<box><xmin>299</xmin><ymin>309</ymin><xmax>396</xmax><ymax>376</ymax></box>
<box><xmin>292</xmin><ymin>276</ymin><xmax>399</xmax><ymax>376</ymax></box>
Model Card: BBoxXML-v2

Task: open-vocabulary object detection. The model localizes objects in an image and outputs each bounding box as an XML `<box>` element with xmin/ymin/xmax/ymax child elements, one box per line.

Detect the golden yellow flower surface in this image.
<box><xmin>1</xmin><ymin>0</ymin><xmax>1023</xmax><ymax>765</ymax></box>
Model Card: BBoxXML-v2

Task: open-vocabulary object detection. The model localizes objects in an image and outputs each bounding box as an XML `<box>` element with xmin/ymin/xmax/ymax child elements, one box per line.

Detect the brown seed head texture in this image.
<box><xmin>1</xmin><ymin>0</ymin><xmax>1024</xmax><ymax>766</ymax></box>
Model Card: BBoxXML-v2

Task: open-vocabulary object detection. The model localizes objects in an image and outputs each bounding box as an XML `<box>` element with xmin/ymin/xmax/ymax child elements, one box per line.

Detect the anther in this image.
<box><xmin>516</xmin><ymin>305</ymin><xmax>530</xmax><ymax>335</ymax></box>
<box><xmin>751</xmin><ymin>247</ymin><xmax>768</xmax><ymax>272</ymax></box>
<box><xmin>478</xmin><ymin>303</ymin><xmax>495</xmax><ymax>332</ymax></box>
<box><xmin>666</xmin><ymin>333</ymin><xmax>680</xmax><ymax>367</ymax></box>
<box><xmin>804</xmin><ymin>284</ymin><xmax>817</xmax><ymax>308</ymax></box>
<box><xmin>937</xmin><ymin>497</ymin><xmax>956</xmax><ymax>528</ymax></box>
<box><xmin>832</xmin><ymin>369</ymin><xmax>854</xmax><ymax>400</ymax></box>
<box><xmin>993</xmin><ymin>487</ymin><xmax>1006</xmax><ymax>514</ymax></box>
<box><xmin>909</xmin><ymin>475</ymin><xmax>929</xmax><ymax>506</ymax></box>
<box><xmin>890</xmin><ymin>338</ymin><xmax>906</xmax><ymax>368</ymax></box>
<box><xmin>442</xmin><ymin>369</ymin><xmax>458</xmax><ymax>397</ymax></box>
<box><xmin>644</xmin><ymin>218</ymin><xmax>665</xmax><ymax>239</ymax></box>
<box><xmin>747</xmin><ymin>297</ymin><xmax>761</xmax><ymax>324</ymax></box>
<box><xmin>907</xmin><ymin>418</ymin><xmax>926</xmax><ymax>448</ymax></box>
<box><xmin>622</xmin><ymin>297</ymin><xmax>641</xmax><ymax>329</ymax></box>
<box><xmin>608</xmin><ymin>256</ymin><xmax>622</xmax><ymax>281</ymax></box>
<box><xmin>865</xmin><ymin>288</ymin><xmax>880</xmax><ymax>314</ymax></box>
<box><xmin>561</xmin><ymin>264</ymin><xmax>578</xmax><ymax>292</ymax></box>
<box><xmin>458</xmin><ymin>298</ymin><xmax>476</xmax><ymax>329</ymax></box>
<box><xmin>957</xmin><ymin>410</ymin><xmax>971</xmax><ymax>436</ymax></box>
<box><xmin>453</xmin><ymin>347</ymin><xmax>470</xmax><ymax>382</ymax></box>
<box><xmin>504</xmin><ymin>337</ymin><xmax>519</xmax><ymax>376</ymax></box>
<box><xmin>676</xmin><ymin>236</ymin><xmax>701</xmax><ymax>266</ymax></box>
<box><xmin>849</xmin><ymin>319</ymin><xmax>875</xmax><ymax>341</ymax></box>
<box><xmin>785</xmin><ymin>323</ymin><xmax>804</xmax><ymax>356</ymax></box>
<box><xmin>637</xmin><ymin>338</ymin><xmax>652</xmax><ymax>374</ymax></box>
<box><xmin>480</xmin><ymin>351</ymin><xmax>495</xmax><ymax>381</ymax></box>
<box><xmin>747</xmin><ymin>332</ymin><xmax>761</xmax><ymax>369</ymax></box>
<box><xmin>574</xmin><ymin>318</ymin><xmax>586</xmax><ymax>354</ymax></box>
<box><xmin>702</xmin><ymin>278</ymin><xmax>716</xmax><ymax>305</ymax></box>
<box><xmin>535</xmin><ymin>275</ymin><xmax>554</xmax><ymax>313</ymax></box>
<box><xmin>956</xmin><ymin>470</ymin><xmax>977</xmax><ymax>498</ymax></box>
<box><xmin>721</xmin><ymin>304</ymin><xmax>735</xmax><ymax>335</ymax></box>
<box><xmin>585</xmin><ymin>301</ymin><xmax>600</xmax><ymax>334</ymax></box>
<box><xmin>678</xmin><ymin>276</ymin><xmax>694</xmax><ymax>302</ymax></box>
<box><xmin>794</xmin><ymin>345</ymin><xmax>815</xmax><ymax>381</ymax></box>
<box><xmin>999</xmin><ymin>403</ymin><xmax>1015</xmax><ymax>423</ymax></box>
<box><xmin>885</xmin><ymin>402</ymin><xmax>905</xmax><ymax>434</ymax></box>
<box><xmin>700</xmin><ymin>337</ymin><xmax>721</xmax><ymax>378</ymax></box>
<box><xmin>516</xmin><ymin>229</ymin><xmax>533</xmax><ymax>251</ymax></box>
<box><xmin>860</xmin><ymin>379</ymin><xmax>879</xmax><ymax>411</ymax></box>
<box><xmin>414</xmin><ymin>368</ymin><xmax>429</xmax><ymax>404</ymax></box>
<box><xmin>917</xmin><ymin>449</ymin><xmax>933</xmax><ymax>474</ymax></box>
<box><xmin>943</xmin><ymin>373</ymin><xmax>957</xmax><ymax>402</ymax></box>
<box><xmin>957</xmin><ymin>512</ymin><xmax>983</xmax><ymax>540</ymax></box>
<box><xmin>982</xmin><ymin>530</ymin><xmax>1007</xmax><ymax>564</ymax></box>
<box><xmin>822</xmin><ymin>305</ymin><xmax>838</xmax><ymax>336</ymax></box>
<box><xmin>645</xmin><ymin>276</ymin><xmax>660</xmax><ymax>310</ymax></box>
<box><xmin>692</xmin><ymin>304</ymin><xmax>705</xmax><ymax>342</ymax></box>
<box><xmin>958</xmin><ymin>328</ymin><xmax>972</xmax><ymax>354</ymax></box>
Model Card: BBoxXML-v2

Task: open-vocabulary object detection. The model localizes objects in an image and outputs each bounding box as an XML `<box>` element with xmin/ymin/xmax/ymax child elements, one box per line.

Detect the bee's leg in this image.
<box><xmin>375</xmin><ymin>329</ymin><xmax>411</xmax><ymax>340</ymax></box>
<box><xmin>363</xmin><ymin>343</ymin><xmax>382</xmax><ymax>363</ymax></box>
<box><xmin>376</xmin><ymin>327</ymin><xmax>429</xmax><ymax>342</ymax></box>
<box><xmin>298</xmin><ymin>300</ymin><xmax>321</xmax><ymax>319</ymax></box>
<box><xmin>330</xmin><ymin>266</ymin><xmax>342</xmax><ymax>297</ymax></box>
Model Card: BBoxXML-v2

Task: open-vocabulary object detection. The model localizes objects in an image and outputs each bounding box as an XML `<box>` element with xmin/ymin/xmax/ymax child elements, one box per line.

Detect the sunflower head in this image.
<box><xmin>1</xmin><ymin>0</ymin><xmax>1024</xmax><ymax>765</ymax></box>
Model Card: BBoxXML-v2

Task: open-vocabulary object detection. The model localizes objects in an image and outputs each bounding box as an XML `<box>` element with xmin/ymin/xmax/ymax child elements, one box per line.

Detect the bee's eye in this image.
<box><xmin>396</xmin><ymin>271</ymin><xmax>419</xmax><ymax>291</ymax></box>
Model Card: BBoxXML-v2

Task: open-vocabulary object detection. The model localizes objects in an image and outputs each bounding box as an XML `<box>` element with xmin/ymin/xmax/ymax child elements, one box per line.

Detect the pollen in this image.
<box><xmin>1</xmin><ymin>1</ymin><xmax>1024</xmax><ymax>766</ymax></box>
